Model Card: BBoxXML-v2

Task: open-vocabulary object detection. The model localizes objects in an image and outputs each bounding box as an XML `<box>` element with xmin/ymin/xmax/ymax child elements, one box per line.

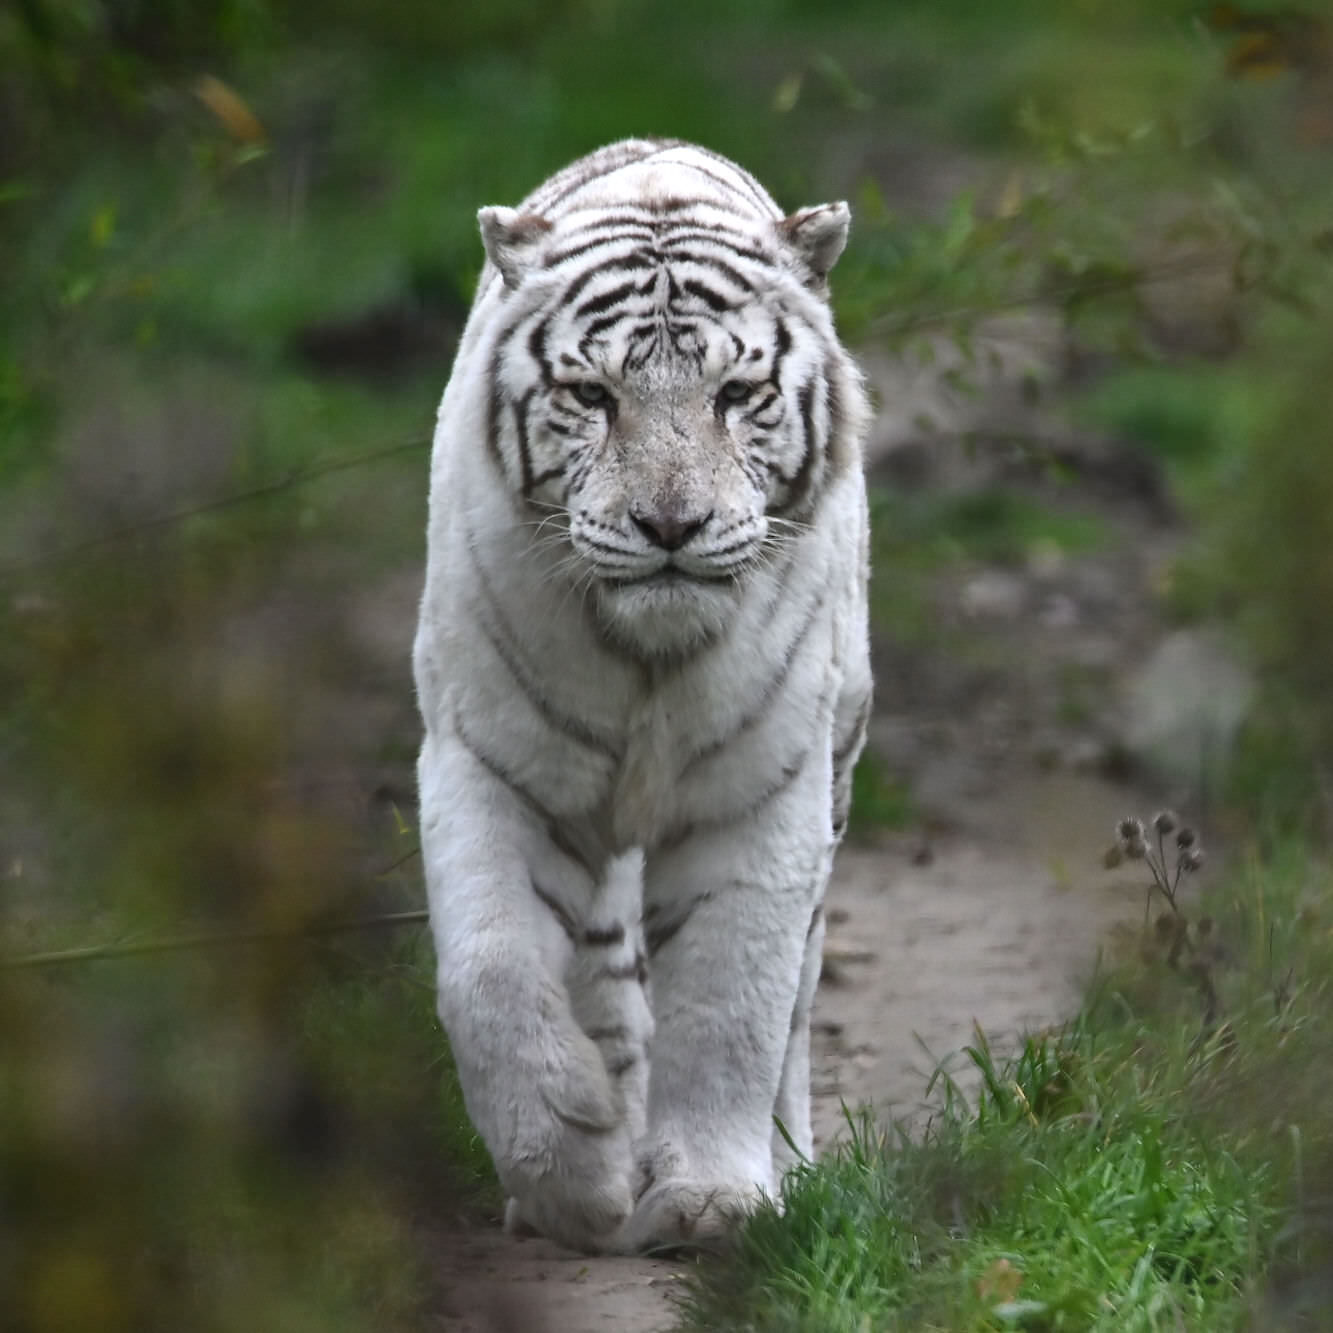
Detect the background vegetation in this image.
<box><xmin>3</xmin><ymin>0</ymin><xmax>1333</xmax><ymax>1328</ymax></box>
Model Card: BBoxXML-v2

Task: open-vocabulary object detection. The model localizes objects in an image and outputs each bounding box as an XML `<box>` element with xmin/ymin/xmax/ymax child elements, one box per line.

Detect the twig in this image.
<box><xmin>0</xmin><ymin>433</ymin><xmax>431</xmax><ymax>579</ymax></box>
<box><xmin>0</xmin><ymin>907</ymin><xmax>430</xmax><ymax>971</ymax></box>
<box><xmin>872</xmin><ymin>251</ymin><xmax>1232</xmax><ymax>338</ymax></box>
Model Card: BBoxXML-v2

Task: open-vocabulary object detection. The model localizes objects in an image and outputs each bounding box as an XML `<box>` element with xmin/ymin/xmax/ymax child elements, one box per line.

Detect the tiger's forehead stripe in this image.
<box><xmin>520</xmin><ymin>137</ymin><xmax>780</xmax><ymax>223</ymax></box>
<box><xmin>543</xmin><ymin>215</ymin><xmax>772</xmax><ymax>274</ymax></box>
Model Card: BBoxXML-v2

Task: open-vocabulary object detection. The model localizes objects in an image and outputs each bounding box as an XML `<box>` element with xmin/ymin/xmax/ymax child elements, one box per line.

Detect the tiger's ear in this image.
<box><xmin>777</xmin><ymin>202</ymin><xmax>850</xmax><ymax>290</ymax></box>
<box><xmin>478</xmin><ymin>207</ymin><xmax>553</xmax><ymax>290</ymax></box>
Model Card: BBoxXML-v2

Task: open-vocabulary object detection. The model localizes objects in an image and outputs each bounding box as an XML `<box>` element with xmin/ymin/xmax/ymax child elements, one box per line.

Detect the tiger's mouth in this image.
<box><xmin>600</xmin><ymin>565</ymin><xmax>738</xmax><ymax>589</ymax></box>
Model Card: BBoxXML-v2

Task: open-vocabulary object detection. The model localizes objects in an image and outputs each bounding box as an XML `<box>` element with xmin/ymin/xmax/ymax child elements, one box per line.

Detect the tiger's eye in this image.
<box><xmin>573</xmin><ymin>381</ymin><xmax>608</xmax><ymax>406</ymax></box>
<box><xmin>719</xmin><ymin>380</ymin><xmax>755</xmax><ymax>403</ymax></box>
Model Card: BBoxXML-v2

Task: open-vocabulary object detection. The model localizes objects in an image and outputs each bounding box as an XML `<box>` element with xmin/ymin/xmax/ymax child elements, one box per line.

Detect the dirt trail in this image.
<box><xmin>435</xmin><ymin>771</ymin><xmax>1152</xmax><ymax>1332</ymax></box>
<box><xmin>811</xmin><ymin>770</ymin><xmax>1146</xmax><ymax>1148</ymax></box>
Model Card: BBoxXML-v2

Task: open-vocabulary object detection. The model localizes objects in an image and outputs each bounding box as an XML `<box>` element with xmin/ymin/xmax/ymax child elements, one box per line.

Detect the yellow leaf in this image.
<box><xmin>995</xmin><ymin>170</ymin><xmax>1024</xmax><ymax>219</ymax></box>
<box><xmin>194</xmin><ymin>74</ymin><xmax>266</xmax><ymax>144</ymax></box>
<box><xmin>90</xmin><ymin>204</ymin><xmax>115</xmax><ymax>248</ymax></box>
<box><xmin>977</xmin><ymin>1257</ymin><xmax>1024</xmax><ymax>1303</ymax></box>
<box><xmin>772</xmin><ymin>71</ymin><xmax>804</xmax><ymax>114</ymax></box>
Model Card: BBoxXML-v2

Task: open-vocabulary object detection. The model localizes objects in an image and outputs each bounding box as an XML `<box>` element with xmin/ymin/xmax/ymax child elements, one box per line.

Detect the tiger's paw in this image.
<box><xmin>610</xmin><ymin>1175</ymin><xmax>766</xmax><ymax>1255</ymax></box>
<box><xmin>495</xmin><ymin>1041</ymin><xmax>634</xmax><ymax>1252</ymax></box>
<box><xmin>500</xmin><ymin>1124</ymin><xmax>634</xmax><ymax>1251</ymax></box>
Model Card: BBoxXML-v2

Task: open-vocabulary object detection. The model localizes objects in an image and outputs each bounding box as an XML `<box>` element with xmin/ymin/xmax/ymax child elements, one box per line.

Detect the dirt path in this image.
<box><xmin>811</xmin><ymin>770</ymin><xmax>1146</xmax><ymax>1147</ymax></box>
<box><xmin>434</xmin><ymin>771</ymin><xmax>1151</xmax><ymax>1332</ymax></box>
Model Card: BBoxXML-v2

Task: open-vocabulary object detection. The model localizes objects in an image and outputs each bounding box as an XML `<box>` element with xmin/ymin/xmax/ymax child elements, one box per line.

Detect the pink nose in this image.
<box><xmin>629</xmin><ymin>505</ymin><xmax>712</xmax><ymax>551</ymax></box>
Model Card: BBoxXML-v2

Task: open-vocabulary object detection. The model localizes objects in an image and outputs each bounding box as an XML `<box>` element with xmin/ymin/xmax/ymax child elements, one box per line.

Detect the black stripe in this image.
<box><xmin>569</xmin><ymin>213</ymin><xmax>661</xmax><ymax>232</ymax></box>
<box><xmin>469</xmin><ymin>609</ymin><xmax>619</xmax><ymax>761</ymax></box>
<box><xmin>513</xmin><ymin>391</ymin><xmax>535</xmax><ymax>495</ymax></box>
<box><xmin>666</xmin><ymin>157</ymin><xmax>774</xmax><ymax>214</ymax></box>
<box><xmin>770</xmin><ymin>318</ymin><xmax>792</xmax><ymax>387</ymax></box>
<box><xmin>770</xmin><ymin>377</ymin><xmax>820</xmax><ymax>518</ymax></box>
<box><xmin>485</xmin><ymin>377</ymin><xmax>507</xmax><ymax>480</ymax></box>
<box><xmin>745</xmin><ymin>390</ymin><xmax>780</xmax><ymax>420</ymax></box>
<box><xmin>528</xmin><ymin>141</ymin><xmax>665</xmax><ymax>214</ymax></box>
<box><xmin>645</xmin><ymin>890</ymin><xmax>713</xmax><ymax>956</ymax></box>
<box><xmin>466</xmin><ymin>599</ymin><xmax>621</xmax><ymax>762</ymax></box>
<box><xmin>660</xmin><ymin>748</ymin><xmax>811</xmax><ymax>850</ymax></box>
<box><xmin>600</xmin><ymin>953</ymin><xmax>646</xmax><ymax>981</ymax></box>
<box><xmin>683</xmin><ymin>590</ymin><xmax>827</xmax><ymax>773</ymax></box>
<box><xmin>462</xmin><ymin>532</ymin><xmax>621</xmax><ymax>757</ymax></box>
<box><xmin>527</xmin><ymin>318</ymin><xmax>554</xmax><ymax>386</ymax></box>
<box><xmin>560</xmin><ymin>251</ymin><xmax>656</xmax><ymax>308</ymax></box>
<box><xmin>547</xmin><ymin>821</ymin><xmax>596</xmax><ymax>876</ymax></box>
<box><xmin>528</xmin><ymin>460</ymin><xmax>567</xmax><ymax>487</ymax></box>
<box><xmin>671</xmin><ymin>142</ymin><xmax>779</xmax><ymax>214</ymax></box>
<box><xmin>532</xmin><ymin>878</ymin><xmax>577</xmax><ymax>940</ymax></box>
<box><xmin>484</xmin><ymin>303</ymin><xmax>542</xmax><ymax>483</ymax></box>
<box><xmin>544</xmin><ymin>233</ymin><xmax>648</xmax><ymax>268</ymax></box>
<box><xmin>643</xmin><ymin>192</ymin><xmax>749</xmax><ymax>217</ymax></box>
<box><xmin>576</xmin><ymin>280</ymin><xmax>640</xmax><ymax>319</ymax></box>
<box><xmin>825</xmin><ymin>358</ymin><xmax>846</xmax><ymax>437</ymax></box>
<box><xmin>451</xmin><ymin>706</ymin><xmax>557</xmax><ymax>825</ymax></box>
<box><xmin>585</xmin><ymin>309</ymin><xmax>641</xmax><ymax>339</ymax></box>
<box><xmin>583</xmin><ymin>923</ymin><xmax>626</xmax><ymax>946</ymax></box>
<box><xmin>754</xmin><ymin>545</ymin><xmax>801</xmax><ymax>624</ymax></box>
<box><xmin>806</xmin><ymin>902</ymin><xmax>824</xmax><ymax>940</ymax></box>
<box><xmin>680</xmin><ymin>278</ymin><xmax>732</xmax><ymax>312</ymax></box>
<box><xmin>622</xmin><ymin>327</ymin><xmax>661</xmax><ymax>372</ymax></box>
<box><xmin>585</xmin><ymin>1024</ymin><xmax>630</xmax><ymax>1042</ymax></box>
<box><xmin>552</xmin><ymin>1105</ymin><xmax>618</xmax><ymax>1136</ymax></box>
<box><xmin>656</xmin><ymin>235</ymin><xmax>768</xmax><ymax>268</ymax></box>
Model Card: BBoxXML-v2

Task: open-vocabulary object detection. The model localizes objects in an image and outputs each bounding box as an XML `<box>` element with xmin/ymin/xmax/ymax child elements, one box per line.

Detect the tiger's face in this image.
<box><xmin>479</xmin><ymin>193</ymin><xmax>851</xmax><ymax>656</ymax></box>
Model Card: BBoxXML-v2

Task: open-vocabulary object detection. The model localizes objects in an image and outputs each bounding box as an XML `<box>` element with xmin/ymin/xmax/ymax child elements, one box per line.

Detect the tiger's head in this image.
<box><xmin>474</xmin><ymin>175</ymin><xmax>860</xmax><ymax>658</ymax></box>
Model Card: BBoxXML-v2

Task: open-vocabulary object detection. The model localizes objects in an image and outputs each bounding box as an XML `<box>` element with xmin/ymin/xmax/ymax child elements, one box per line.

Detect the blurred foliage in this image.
<box><xmin>5</xmin><ymin>0</ymin><xmax>1333</xmax><ymax>1326</ymax></box>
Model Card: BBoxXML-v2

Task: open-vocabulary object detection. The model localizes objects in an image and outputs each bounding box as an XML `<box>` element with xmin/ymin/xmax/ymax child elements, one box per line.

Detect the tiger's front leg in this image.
<box><xmin>419</xmin><ymin>730</ymin><xmax>640</xmax><ymax>1252</ymax></box>
<box><xmin>614</xmin><ymin>769</ymin><xmax>833</xmax><ymax>1252</ymax></box>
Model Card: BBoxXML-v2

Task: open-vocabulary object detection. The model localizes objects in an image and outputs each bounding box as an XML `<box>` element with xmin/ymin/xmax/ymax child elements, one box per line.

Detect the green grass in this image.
<box><xmin>866</xmin><ymin>486</ymin><xmax>1109</xmax><ymax>648</ymax></box>
<box><xmin>298</xmin><ymin>931</ymin><xmax>500</xmax><ymax>1213</ymax></box>
<box><xmin>848</xmin><ymin>748</ymin><xmax>915</xmax><ymax>835</ymax></box>
<box><xmin>872</xmin><ymin>488</ymin><xmax>1108</xmax><ymax>572</ymax></box>
<box><xmin>678</xmin><ymin>844</ymin><xmax>1333</xmax><ymax>1331</ymax></box>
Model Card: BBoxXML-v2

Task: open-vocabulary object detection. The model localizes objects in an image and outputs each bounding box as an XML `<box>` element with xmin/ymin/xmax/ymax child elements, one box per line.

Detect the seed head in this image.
<box><xmin>1125</xmin><ymin>836</ymin><xmax>1148</xmax><ymax>861</ymax></box>
<box><xmin>1152</xmin><ymin>810</ymin><xmax>1178</xmax><ymax>836</ymax></box>
<box><xmin>1181</xmin><ymin>847</ymin><xmax>1205</xmax><ymax>873</ymax></box>
<box><xmin>1175</xmin><ymin>827</ymin><xmax>1197</xmax><ymax>849</ymax></box>
<box><xmin>1117</xmin><ymin>816</ymin><xmax>1145</xmax><ymax>848</ymax></box>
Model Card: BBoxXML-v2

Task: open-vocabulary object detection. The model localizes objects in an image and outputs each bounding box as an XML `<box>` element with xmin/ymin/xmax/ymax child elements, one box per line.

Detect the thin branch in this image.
<box><xmin>0</xmin><ymin>433</ymin><xmax>431</xmax><ymax>579</ymax></box>
<box><xmin>1</xmin><ymin>907</ymin><xmax>430</xmax><ymax>971</ymax></box>
<box><xmin>871</xmin><ymin>251</ymin><xmax>1233</xmax><ymax>338</ymax></box>
<box><xmin>376</xmin><ymin>846</ymin><xmax>423</xmax><ymax>877</ymax></box>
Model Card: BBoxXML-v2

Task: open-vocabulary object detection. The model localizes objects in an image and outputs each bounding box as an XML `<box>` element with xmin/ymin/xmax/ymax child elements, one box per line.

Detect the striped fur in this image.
<box><xmin>413</xmin><ymin>139</ymin><xmax>871</xmax><ymax>1253</ymax></box>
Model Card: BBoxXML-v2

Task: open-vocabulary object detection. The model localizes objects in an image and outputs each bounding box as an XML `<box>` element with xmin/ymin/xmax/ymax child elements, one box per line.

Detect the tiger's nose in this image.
<box><xmin>629</xmin><ymin>504</ymin><xmax>712</xmax><ymax>551</ymax></box>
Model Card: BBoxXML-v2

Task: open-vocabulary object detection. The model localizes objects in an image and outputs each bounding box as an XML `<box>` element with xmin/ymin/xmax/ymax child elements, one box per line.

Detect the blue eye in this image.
<box><xmin>572</xmin><ymin>381</ymin><xmax>609</xmax><ymax>407</ymax></box>
<box><xmin>719</xmin><ymin>380</ymin><xmax>755</xmax><ymax>403</ymax></box>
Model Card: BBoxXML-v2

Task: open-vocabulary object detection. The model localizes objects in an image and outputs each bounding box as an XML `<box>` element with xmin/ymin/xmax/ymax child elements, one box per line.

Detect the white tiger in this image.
<box><xmin>413</xmin><ymin>138</ymin><xmax>871</xmax><ymax>1254</ymax></box>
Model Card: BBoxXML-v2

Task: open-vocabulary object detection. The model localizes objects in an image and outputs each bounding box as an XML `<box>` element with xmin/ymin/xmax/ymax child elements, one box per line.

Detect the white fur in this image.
<box><xmin>413</xmin><ymin>140</ymin><xmax>871</xmax><ymax>1253</ymax></box>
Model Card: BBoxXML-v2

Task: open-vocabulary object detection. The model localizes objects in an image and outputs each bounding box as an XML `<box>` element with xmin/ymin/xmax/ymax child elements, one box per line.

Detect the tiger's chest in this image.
<box><xmin>454</xmin><ymin>571</ymin><xmax>839</xmax><ymax>856</ymax></box>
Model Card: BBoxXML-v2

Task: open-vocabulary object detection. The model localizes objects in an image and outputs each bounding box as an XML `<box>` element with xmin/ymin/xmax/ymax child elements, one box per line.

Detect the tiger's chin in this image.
<box><xmin>591</xmin><ymin>573</ymin><xmax>741</xmax><ymax>661</ymax></box>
